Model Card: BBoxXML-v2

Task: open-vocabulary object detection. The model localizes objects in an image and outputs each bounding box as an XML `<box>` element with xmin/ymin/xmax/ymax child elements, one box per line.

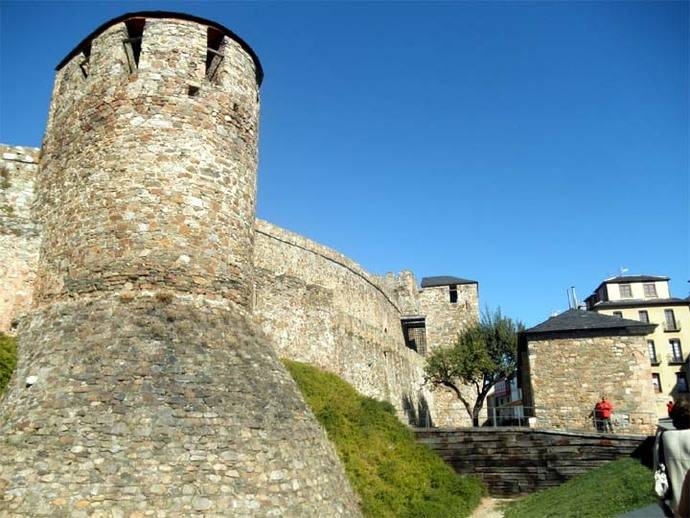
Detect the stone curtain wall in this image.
<box><xmin>0</xmin><ymin>146</ymin><xmax>40</xmax><ymax>333</ymax></box>
<box><xmin>254</xmin><ymin>220</ymin><xmax>442</xmax><ymax>425</ymax></box>
<box><xmin>381</xmin><ymin>270</ymin><xmax>421</xmax><ymax>315</ymax></box>
<box><xmin>0</xmin><ymin>157</ymin><xmax>478</xmax><ymax>429</ymax></box>
<box><xmin>0</xmin><ymin>15</ymin><xmax>359</xmax><ymax>515</ymax></box>
<box><xmin>524</xmin><ymin>334</ymin><xmax>658</xmax><ymax>434</ymax></box>
<box><xmin>416</xmin><ymin>428</ymin><xmax>650</xmax><ymax>496</ymax></box>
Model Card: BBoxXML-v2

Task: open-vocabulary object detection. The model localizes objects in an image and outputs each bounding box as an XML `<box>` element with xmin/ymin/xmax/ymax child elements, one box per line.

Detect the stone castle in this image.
<box><xmin>0</xmin><ymin>12</ymin><xmax>478</xmax><ymax>514</ymax></box>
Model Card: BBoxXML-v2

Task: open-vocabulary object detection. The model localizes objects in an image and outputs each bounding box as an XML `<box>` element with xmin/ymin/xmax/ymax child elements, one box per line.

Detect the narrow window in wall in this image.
<box><xmin>644</xmin><ymin>283</ymin><xmax>658</xmax><ymax>298</ymax></box>
<box><xmin>79</xmin><ymin>42</ymin><xmax>91</xmax><ymax>78</ymax></box>
<box><xmin>676</xmin><ymin>372</ymin><xmax>689</xmax><ymax>393</ymax></box>
<box><xmin>648</xmin><ymin>340</ymin><xmax>658</xmax><ymax>364</ymax></box>
<box><xmin>638</xmin><ymin>310</ymin><xmax>649</xmax><ymax>323</ymax></box>
<box><xmin>652</xmin><ymin>373</ymin><xmax>662</xmax><ymax>393</ymax></box>
<box><xmin>612</xmin><ymin>311</ymin><xmax>623</xmax><ymax>318</ymax></box>
<box><xmin>665</xmin><ymin>310</ymin><xmax>678</xmax><ymax>331</ymax></box>
<box><xmin>449</xmin><ymin>285</ymin><xmax>458</xmax><ymax>303</ymax></box>
<box><xmin>619</xmin><ymin>284</ymin><xmax>633</xmax><ymax>298</ymax></box>
<box><xmin>401</xmin><ymin>317</ymin><xmax>427</xmax><ymax>356</ymax></box>
<box><xmin>669</xmin><ymin>339</ymin><xmax>683</xmax><ymax>363</ymax></box>
<box><xmin>123</xmin><ymin>18</ymin><xmax>145</xmax><ymax>73</ymax></box>
<box><xmin>206</xmin><ymin>27</ymin><xmax>225</xmax><ymax>82</ymax></box>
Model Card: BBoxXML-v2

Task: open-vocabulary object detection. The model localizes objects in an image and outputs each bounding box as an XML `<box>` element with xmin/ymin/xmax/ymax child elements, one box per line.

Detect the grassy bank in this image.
<box><xmin>503</xmin><ymin>456</ymin><xmax>655</xmax><ymax>518</ymax></box>
<box><xmin>0</xmin><ymin>333</ymin><xmax>17</xmax><ymax>395</ymax></box>
<box><xmin>283</xmin><ymin>359</ymin><xmax>486</xmax><ymax>517</ymax></box>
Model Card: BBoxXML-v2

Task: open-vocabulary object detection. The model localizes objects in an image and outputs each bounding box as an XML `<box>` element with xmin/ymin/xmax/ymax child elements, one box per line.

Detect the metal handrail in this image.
<box><xmin>488</xmin><ymin>404</ymin><xmax>657</xmax><ymax>433</ymax></box>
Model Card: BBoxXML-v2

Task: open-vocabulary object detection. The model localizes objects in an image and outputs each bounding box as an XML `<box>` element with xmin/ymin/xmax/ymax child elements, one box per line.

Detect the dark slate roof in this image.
<box><xmin>593</xmin><ymin>275</ymin><xmax>669</xmax><ymax>294</ymax></box>
<box><xmin>591</xmin><ymin>298</ymin><xmax>689</xmax><ymax>309</ymax></box>
<box><xmin>606</xmin><ymin>275</ymin><xmax>669</xmax><ymax>283</ymax></box>
<box><xmin>523</xmin><ymin>309</ymin><xmax>655</xmax><ymax>335</ymax></box>
<box><xmin>56</xmin><ymin>11</ymin><xmax>263</xmax><ymax>85</ymax></box>
<box><xmin>421</xmin><ymin>276</ymin><xmax>477</xmax><ymax>288</ymax></box>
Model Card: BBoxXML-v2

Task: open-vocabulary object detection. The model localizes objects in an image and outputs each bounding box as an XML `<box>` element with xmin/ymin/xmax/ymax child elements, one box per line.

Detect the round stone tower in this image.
<box><xmin>0</xmin><ymin>12</ymin><xmax>359</xmax><ymax>515</ymax></box>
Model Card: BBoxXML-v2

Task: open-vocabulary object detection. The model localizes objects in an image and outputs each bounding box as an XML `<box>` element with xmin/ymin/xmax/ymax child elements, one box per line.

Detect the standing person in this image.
<box><xmin>655</xmin><ymin>399</ymin><xmax>690</xmax><ymax>517</ymax></box>
<box><xmin>590</xmin><ymin>400</ymin><xmax>604</xmax><ymax>432</ymax></box>
<box><xmin>599</xmin><ymin>396</ymin><xmax>614</xmax><ymax>433</ymax></box>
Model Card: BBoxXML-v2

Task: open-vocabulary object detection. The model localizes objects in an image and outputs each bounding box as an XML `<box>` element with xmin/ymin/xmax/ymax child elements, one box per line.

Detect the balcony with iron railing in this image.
<box><xmin>664</xmin><ymin>322</ymin><xmax>682</xmax><ymax>332</ymax></box>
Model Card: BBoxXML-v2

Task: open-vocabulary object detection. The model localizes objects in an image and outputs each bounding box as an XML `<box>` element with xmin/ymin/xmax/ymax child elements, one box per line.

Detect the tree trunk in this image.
<box><xmin>472</xmin><ymin>406</ymin><xmax>482</xmax><ymax>427</ymax></box>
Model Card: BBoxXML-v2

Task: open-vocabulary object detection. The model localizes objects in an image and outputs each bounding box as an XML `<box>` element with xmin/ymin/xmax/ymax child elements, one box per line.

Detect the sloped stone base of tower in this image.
<box><xmin>0</xmin><ymin>294</ymin><xmax>360</xmax><ymax>516</ymax></box>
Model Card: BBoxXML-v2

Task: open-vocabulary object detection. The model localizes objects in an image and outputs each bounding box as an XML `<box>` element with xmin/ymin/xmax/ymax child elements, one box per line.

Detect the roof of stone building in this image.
<box><xmin>421</xmin><ymin>276</ymin><xmax>477</xmax><ymax>288</ymax></box>
<box><xmin>523</xmin><ymin>309</ymin><xmax>655</xmax><ymax>336</ymax></box>
<box><xmin>590</xmin><ymin>298</ymin><xmax>689</xmax><ymax>309</ymax></box>
<box><xmin>56</xmin><ymin>11</ymin><xmax>264</xmax><ymax>85</ymax></box>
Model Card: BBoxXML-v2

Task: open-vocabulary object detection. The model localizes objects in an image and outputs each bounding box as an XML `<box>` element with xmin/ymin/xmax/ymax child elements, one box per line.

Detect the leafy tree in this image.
<box><xmin>424</xmin><ymin>308</ymin><xmax>524</xmax><ymax>426</ymax></box>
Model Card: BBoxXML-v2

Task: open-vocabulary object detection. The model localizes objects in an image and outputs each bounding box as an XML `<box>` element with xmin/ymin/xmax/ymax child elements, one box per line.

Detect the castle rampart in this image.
<box><xmin>253</xmin><ymin>220</ymin><xmax>479</xmax><ymax>427</ymax></box>
<box><xmin>0</xmin><ymin>13</ymin><xmax>487</xmax><ymax>512</ymax></box>
<box><xmin>0</xmin><ymin>13</ymin><xmax>359</xmax><ymax>515</ymax></box>
<box><xmin>254</xmin><ymin>220</ymin><xmax>430</xmax><ymax>420</ymax></box>
<box><xmin>0</xmin><ymin>146</ymin><xmax>40</xmax><ymax>333</ymax></box>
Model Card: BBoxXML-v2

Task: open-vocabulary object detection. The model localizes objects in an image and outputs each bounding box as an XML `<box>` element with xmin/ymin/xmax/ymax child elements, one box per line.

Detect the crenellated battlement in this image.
<box><xmin>48</xmin><ymin>13</ymin><xmax>261</xmax><ymax>141</ymax></box>
<box><xmin>37</xmin><ymin>13</ymin><xmax>264</xmax><ymax>310</ymax></box>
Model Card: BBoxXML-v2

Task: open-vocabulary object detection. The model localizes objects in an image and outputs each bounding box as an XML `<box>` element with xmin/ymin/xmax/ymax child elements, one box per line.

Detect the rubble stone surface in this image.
<box><xmin>0</xmin><ymin>14</ymin><xmax>360</xmax><ymax>515</ymax></box>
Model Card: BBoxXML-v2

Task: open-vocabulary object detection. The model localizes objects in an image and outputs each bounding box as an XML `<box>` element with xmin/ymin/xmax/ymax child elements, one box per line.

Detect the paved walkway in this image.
<box><xmin>470</xmin><ymin>497</ymin><xmax>513</xmax><ymax>518</ymax></box>
<box><xmin>617</xmin><ymin>504</ymin><xmax>664</xmax><ymax>517</ymax></box>
<box><xmin>471</xmin><ymin>499</ymin><xmax>665</xmax><ymax>517</ymax></box>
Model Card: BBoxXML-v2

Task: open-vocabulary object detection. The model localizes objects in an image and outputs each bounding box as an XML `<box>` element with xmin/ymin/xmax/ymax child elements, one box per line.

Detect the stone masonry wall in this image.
<box><xmin>416</xmin><ymin>428</ymin><xmax>651</xmax><ymax>496</ymax></box>
<box><xmin>419</xmin><ymin>284</ymin><xmax>481</xmax><ymax>426</ymax></box>
<box><xmin>419</xmin><ymin>284</ymin><xmax>479</xmax><ymax>353</ymax></box>
<box><xmin>524</xmin><ymin>334</ymin><xmax>658</xmax><ymax>434</ymax></box>
<box><xmin>35</xmin><ymin>18</ymin><xmax>259</xmax><ymax>310</ymax></box>
<box><xmin>2</xmin><ymin>294</ymin><xmax>360</xmax><ymax>516</ymax></box>
<box><xmin>0</xmin><ymin>146</ymin><xmax>40</xmax><ymax>334</ymax></box>
<box><xmin>253</xmin><ymin>220</ymin><xmax>444</xmax><ymax>425</ymax></box>
<box><xmin>0</xmin><ymin>14</ymin><xmax>360</xmax><ymax>515</ymax></box>
<box><xmin>0</xmin><ymin>154</ymin><xmax>478</xmax><ymax>429</ymax></box>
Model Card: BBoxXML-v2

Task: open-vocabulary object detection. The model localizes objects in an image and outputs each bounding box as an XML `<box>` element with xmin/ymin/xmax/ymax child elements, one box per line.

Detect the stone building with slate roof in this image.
<box><xmin>518</xmin><ymin>309</ymin><xmax>658</xmax><ymax>434</ymax></box>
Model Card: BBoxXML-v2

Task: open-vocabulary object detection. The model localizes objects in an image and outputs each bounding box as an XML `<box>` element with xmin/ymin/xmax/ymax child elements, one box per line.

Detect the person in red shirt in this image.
<box><xmin>599</xmin><ymin>396</ymin><xmax>614</xmax><ymax>433</ymax></box>
<box><xmin>667</xmin><ymin>400</ymin><xmax>675</xmax><ymax>417</ymax></box>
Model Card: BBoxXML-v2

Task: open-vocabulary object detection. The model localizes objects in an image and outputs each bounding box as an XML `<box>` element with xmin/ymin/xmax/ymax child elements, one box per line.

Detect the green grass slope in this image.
<box><xmin>283</xmin><ymin>359</ymin><xmax>486</xmax><ymax>517</ymax></box>
<box><xmin>503</xmin><ymin>457</ymin><xmax>655</xmax><ymax>518</ymax></box>
<box><xmin>0</xmin><ymin>333</ymin><xmax>17</xmax><ymax>396</ymax></box>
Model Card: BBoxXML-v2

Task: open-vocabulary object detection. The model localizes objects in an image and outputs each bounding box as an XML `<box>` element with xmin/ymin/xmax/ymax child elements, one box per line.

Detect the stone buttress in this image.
<box><xmin>0</xmin><ymin>12</ymin><xmax>359</xmax><ymax>516</ymax></box>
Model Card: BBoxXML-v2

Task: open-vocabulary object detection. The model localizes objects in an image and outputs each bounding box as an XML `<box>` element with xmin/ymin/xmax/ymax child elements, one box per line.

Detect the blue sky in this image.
<box><xmin>1</xmin><ymin>1</ymin><xmax>688</xmax><ymax>326</ymax></box>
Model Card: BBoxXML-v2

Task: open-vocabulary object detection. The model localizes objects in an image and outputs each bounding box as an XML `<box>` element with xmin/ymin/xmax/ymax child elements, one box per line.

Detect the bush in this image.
<box><xmin>503</xmin><ymin>457</ymin><xmax>655</xmax><ymax>518</ymax></box>
<box><xmin>283</xmin><ymin>359</ymin><xmax>486</xmax><ymax>517</ymax></box>
<box><xmin>0</xmin><ymin>333</ymin><xmax>17</xmax><ymax>395</ymax></box>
